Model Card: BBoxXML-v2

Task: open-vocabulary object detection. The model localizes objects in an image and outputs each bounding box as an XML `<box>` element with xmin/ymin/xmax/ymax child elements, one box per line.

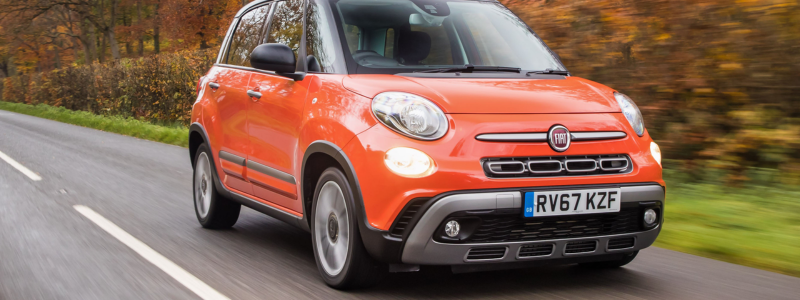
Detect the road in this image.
<box><xmin>0</xmin><ymin>110</ymin><xmax>798</xmax><ymax>300</ymax></box>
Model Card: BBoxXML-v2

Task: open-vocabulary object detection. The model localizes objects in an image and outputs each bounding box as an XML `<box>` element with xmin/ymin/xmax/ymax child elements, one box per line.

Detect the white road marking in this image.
<box><xmin>0</xmin><ymin>150</ymin><xmax>42</xmax><ymax>181</ymax></box>
<box><xmin>73</xmin><ymin>205</ymin><xmax>230</xmax><ymax>300</ymax></box>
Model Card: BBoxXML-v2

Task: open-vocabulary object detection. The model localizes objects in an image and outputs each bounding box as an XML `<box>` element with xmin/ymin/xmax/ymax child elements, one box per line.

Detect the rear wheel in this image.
<box><xmin>311</xmin><ymin>168</ymin><xmax>386</xmax><ymax>289</ymax></box>
<box><xmin>193</xmin><ymin>144</ymin><xmax>241</xmax><ymax>229</ymax></box>
<box><xmin>580</xmin><ymin>251</ymin><xmax>638</xmax><ymax>268</ymax></box>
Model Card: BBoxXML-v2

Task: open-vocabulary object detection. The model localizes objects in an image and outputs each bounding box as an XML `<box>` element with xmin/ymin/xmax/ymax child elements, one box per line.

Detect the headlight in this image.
<box><xmin>384</xmin><ymin>147</ymin><xmax>435</xmax><ymax>177</ymax></box>
<box><xmin>372</xmin><ymin>92</ymin><xmax>448</xmax><ymax>140</ymax></box>
<box><xmin>650</xmin><ymin>142</ymin><xmax>662</xmax><ymax>167</ymax></box>
<box><xmin>614</xmin><ymin>92</ymin><xmax>645</xmax><ymax>136</ymax></box>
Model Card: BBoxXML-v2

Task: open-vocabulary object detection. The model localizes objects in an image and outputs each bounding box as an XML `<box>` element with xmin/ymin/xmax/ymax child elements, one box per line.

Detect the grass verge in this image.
<box><xmin>656</xmin><ymin>178</ymin><xmax>800</xmax><ymax>277</ymax></box>
<box><xmin>0</xmin><ymin>101</ymin><xmax>188</xmax><ymax>147</ymax></box>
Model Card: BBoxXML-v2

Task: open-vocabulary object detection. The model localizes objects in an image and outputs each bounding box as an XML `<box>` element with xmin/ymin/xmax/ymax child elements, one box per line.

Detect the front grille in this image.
<box><xmin>389</xmin><ymin>198</ymin><xmax>431</xmax><ymax>237</ymax></box>
<box><xmin>518</xmin><ymin>244</ymin><xmax>554</xmax><ymax>257</ymax></box>
<box><xmin>466</xmin><ymin>247</ymin><xmax>507</xmax><ymax>260</ymax></box>
<box><xmin>438</xmin><ymin>206</ymin><xmax>642</xmax><ymax>244</ymax></box>
<box><xmin>608</xmin><ymin>237</ymin><xmax>636</xmax><ymax>250</ymax></box>
<box><xmin>565</xmin><ymin>241</ymin><xmax>597</xmax><ymax>254</ymax></box>
<box><xmin>483</xmin><ymin>154</ymin><xmax>632</xmax><ymax>178</ymax></box>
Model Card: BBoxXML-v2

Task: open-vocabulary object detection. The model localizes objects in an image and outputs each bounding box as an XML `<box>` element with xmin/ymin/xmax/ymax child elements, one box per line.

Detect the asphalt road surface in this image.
<box><xmin>1</xmin><ymin>110</ymin><xmax>799</xmax><ymax>300</ymax></box>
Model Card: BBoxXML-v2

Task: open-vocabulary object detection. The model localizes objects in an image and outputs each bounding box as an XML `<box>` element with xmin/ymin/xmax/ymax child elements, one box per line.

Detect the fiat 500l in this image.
<box><xmin>189</xmin><ymin>0</ymin><xmax>665</xmax><ymax>289</ymax></box>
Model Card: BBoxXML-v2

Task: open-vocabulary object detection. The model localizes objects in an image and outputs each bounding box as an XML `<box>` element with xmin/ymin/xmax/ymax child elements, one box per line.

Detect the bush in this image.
<box><xmin>2</xmin><ymin>49</ymin><xmax>215</xmax><ymax>125</ymax></box>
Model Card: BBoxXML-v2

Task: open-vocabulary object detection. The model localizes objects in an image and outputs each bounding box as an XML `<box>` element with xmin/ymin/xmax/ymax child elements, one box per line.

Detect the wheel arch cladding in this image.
<box><xmin>301</xmin><ymin>140</ymin><xmax>404</xmax><ymax>263</ymax></box>
<box><xmin>189</xmin><ymin>123</ymin><xmax>208</xmax><ymax>167</ymax></box>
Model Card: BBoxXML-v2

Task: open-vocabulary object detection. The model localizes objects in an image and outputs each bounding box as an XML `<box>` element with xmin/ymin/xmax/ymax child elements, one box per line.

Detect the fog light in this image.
<box><xmin>445</xmin><ymin>220</ymin><xmax>460</xmax><ymax>237</ymax></box>
<box><xmin>384</xmin><ymin>147</ymin><xmax>435</xmax><ymax>177</ymax></box>
<box><xmin>644</xmin><ymin>209</ymin><xmax>658</xmax><ymax>226</ymax></box>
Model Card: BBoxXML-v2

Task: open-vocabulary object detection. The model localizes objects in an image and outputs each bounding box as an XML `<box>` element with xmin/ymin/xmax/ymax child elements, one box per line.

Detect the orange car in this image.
<box><xmin>189</xmin><ymin>0</ymin><xmax>665</xmax><ymax>289</ymax></box>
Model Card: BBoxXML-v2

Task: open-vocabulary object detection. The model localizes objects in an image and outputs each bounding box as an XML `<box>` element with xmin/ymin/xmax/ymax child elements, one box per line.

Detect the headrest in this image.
<box><xmin>397</xmin><ymin>31</ymin><xmax>431</xmax><ymax>65</ymax></box>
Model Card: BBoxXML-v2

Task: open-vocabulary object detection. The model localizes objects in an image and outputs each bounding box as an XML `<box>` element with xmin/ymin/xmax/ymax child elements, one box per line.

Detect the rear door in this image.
<box><xmin>246</xmin><ymin>0</ymin><xmax>309</xmax><ymax>211</ymax></box>
<box><xmin>214</xmin><ymin>4</ymin><xmax>272</xmax><ymax>195</ymax></box>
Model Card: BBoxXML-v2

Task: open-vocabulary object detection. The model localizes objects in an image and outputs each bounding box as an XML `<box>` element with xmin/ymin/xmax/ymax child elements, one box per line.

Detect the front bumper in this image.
<box><xmin>400</xmin><ymin>184</ymin><xmax>664</xmax><ymax>265</ymax></box>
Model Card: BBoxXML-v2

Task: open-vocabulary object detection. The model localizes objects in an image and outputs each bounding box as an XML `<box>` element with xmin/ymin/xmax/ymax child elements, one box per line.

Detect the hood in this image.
<box><xmin>342</xmin><ymin>75</ymin><xmax>621</xmax><ymax>114</ymax></box>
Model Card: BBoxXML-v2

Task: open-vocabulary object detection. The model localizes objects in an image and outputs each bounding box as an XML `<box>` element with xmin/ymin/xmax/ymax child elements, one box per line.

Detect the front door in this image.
<box><xmin>246</xmin><ymin>0</ymin><xmax>308</xmax><ymax>212</ymax></box>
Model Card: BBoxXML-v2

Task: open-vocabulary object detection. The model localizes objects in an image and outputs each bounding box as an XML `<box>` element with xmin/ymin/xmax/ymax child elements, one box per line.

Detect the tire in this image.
<box><xmin>310</xmin><ymin>167</ymin><xmax>387</xmax><ymax>289</ymax></box>
<box><xmin>579</xmin><ymin>251</ymin><xmax>638</xmax><ymax>269</ymax></box>
<box><xmin>193</xmin><ymin>143</ymin><xmax>241</xmax><ymax>229</ymax></box>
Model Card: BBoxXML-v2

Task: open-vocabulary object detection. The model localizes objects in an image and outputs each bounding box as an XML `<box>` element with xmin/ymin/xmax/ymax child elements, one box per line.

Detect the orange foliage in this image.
<box><xmin>503</xmin><ymin>0</ymin><xmax>800</xmax><ymax>182</ymax></box>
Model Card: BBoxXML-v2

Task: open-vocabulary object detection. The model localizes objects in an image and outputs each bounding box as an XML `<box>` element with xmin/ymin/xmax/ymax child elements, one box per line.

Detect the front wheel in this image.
<box><xmin>310</xmin><ymin>168</ymin><xmax>386</xmax><ymax>289</ymax></box>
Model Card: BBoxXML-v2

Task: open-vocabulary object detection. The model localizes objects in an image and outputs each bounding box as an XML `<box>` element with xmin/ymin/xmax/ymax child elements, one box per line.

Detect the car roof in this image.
<box><xmin>235</xmin><ymin>0</ymin><xmax>499</xmax><ymax>18</ymax></box>
<box><xmin>235</xmin><ymin>0</ymin><xmax>274</xmax><ymax>18</ymax></box>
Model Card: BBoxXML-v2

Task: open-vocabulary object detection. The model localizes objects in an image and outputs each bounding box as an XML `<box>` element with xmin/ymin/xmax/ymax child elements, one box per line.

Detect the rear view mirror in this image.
<box><xmin>250</xmin><ymin>43</ymin><xmax>305</xmax><ymax>80</ymax></box>
<box><xmin>409</xmin><ymin>13</ymin><xmax>444</xmax><ymax>27</ymax></box>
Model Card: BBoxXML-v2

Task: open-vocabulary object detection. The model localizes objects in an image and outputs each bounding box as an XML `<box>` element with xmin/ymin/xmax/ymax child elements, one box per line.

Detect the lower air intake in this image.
<box><xmin>466</xmin><ymin>247</ymin><xmax>507</xmax><ymax>260</ymax></box>
<box><xmin>518</xmin><ymin>244</ymin><xmax>554</xmax><ymax>258</ymax></box>
<box><xmin>565</xmin><ymin>241</ymin><xmax>597</xmax><ymax>254</ymax></box>
<box><xmin>608</xmin><ymin>237</ymin><xmax>636</xmax><ymax>250</ymax></box>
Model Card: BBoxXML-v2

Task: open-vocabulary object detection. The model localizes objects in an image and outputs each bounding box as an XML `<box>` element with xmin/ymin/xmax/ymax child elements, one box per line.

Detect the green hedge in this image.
<box><xmin>1</xmin><ymin>49</ymin><xmax>215</xmax><ymax>126</ymax></box>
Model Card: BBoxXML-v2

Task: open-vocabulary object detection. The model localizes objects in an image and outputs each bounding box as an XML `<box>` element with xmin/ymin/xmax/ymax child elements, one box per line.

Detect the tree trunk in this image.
<box><xmin>124</xmin><ymin>8</ymin><xmax>132</xmax><ymax>56</ymax></box>
<box><xmin>65</xmin><ymin>10</ymin><xmax>83</xmax><ymax>64</ymax></box>
<box><xmin>87</xmin><ymin>22</ymin><xmax>98</xmax><ymax>64</ymax></box>
<box><xmin>7</xmin><ymin>56</ymin><xmax>17</xmax><ymax>77</ymax></box>
<box><xmin>76</xmin><ymin>35</ymin><xmax>89</xmax><ymax>64</ymax></box>
<box><xmin>137</xmin><ymin>0</ymin><xmax>144</xmax><ymax>56</ymax></box>
<box><xmin>154</xmin><ymin>1</ymin><xmax>161</xmax><ymax>54</ymax></box>
<box><xmin>53</xmin><ymin>46</ymin><xmax>62</xmax><ymax>69</ymax></box>
<box><xmin>107</xmin><ymin>29</ymin><xmax>121</xmax><ymax>60</ymax></box>
<box><xmin>99</xmin><ymin>29</ymin><xmax>106</xmax><ymax>63</ymax></box>
<box><xmin>97</xmin><ymin>0</ymin><xmax>121</xmax><ymax>60</ymax></box>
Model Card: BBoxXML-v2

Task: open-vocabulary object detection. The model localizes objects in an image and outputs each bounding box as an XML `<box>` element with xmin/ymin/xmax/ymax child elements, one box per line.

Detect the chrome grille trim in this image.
<box><xmin>476</xmin><ymin>133</ymin><xmax>547</xmax><ymax>142</ymax></box>
<box><xmin>485</xmin><ymin>161</ymin><xmax>526</xmax><ymax>174</ymax></box>
<box><xmin>476</xmin><ymin>131</ymin><xmax>626</xmax><ymax>142</ymax></box>
<box><xmin>482</xmin><ymin>154</ymin><xmax>633</xmax><ymax>178</ymax></box>
<box><xmin>571</xmin><ymin>131</ymin><xmax>627</xmax><ymax>141</ymax></box>
<box><xmin>564</xmin><ymin>159</ymin><xmax>598</xmax><ymax>173</ymax></box>
<box><xmin>599</xmin><ymin>157</ymin><xmax>630</xmax><ymax>171</ymax></box>
<box><xmin>526</xmin><ymin>160</ymin><xmax>562</xmax><ymax>174</ymax></box>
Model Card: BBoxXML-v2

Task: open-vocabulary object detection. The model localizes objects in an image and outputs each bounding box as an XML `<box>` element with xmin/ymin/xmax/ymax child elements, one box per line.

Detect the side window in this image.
<box><xmin>384</xmin><ymin>28</ymin><xmax>395</xmax><ymax>58</ymax></box>
<box><xmin>305</xmin><ymin>0</ymin><xmax>342</xmax><ymax>73</ymax></box>
<box><xmin>226</xmin><ymin>5</ymin><xmax>271</xmax><ymax>67</ymax></box>
<box><xmin>342</xmin><ymin>25</ymin><xmax>360</xmax><ymax>54</ymax></box>
<box><xmin>266</xmin><ymin>0</ymin><xmax>305</xmax><ymax>63</ymax></box>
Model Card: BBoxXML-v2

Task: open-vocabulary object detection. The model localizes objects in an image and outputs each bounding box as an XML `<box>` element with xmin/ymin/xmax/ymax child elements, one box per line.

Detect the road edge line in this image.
<box><xmin>0</xmin><ymin>150</ymin><xmax>42</xmax><ymax>181</ymax></box>
<box><xmin>73</xmin><ymin>205</ymin><xmax>230</xmax><ymax>300</ymax></box>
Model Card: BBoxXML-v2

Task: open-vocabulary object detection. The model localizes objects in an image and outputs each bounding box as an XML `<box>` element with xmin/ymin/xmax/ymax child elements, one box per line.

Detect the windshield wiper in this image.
<box><xmin>526</xmin><ymin>69</ymin><xmax>570</xmax><ymax>76</ymax></box>
<box><xmin>415</xmin><ymin>64</ymin><xmax>522</xmax><ymax>73</ymax></box>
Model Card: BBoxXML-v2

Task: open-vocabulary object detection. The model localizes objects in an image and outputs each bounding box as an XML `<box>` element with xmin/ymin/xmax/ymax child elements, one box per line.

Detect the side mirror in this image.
<box><xmin>250</xmin><ymin>43</ymin><xmax>305</xmax><ymax>80</ymax></box>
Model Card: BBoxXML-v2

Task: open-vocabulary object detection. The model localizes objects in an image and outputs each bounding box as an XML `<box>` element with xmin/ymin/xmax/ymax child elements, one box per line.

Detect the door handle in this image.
<box><xmin>247</xmin><ymin>90</ymin><xmax>262</xmax><ymax>100</ymax></box>
<box><xmin>208</xmin><ymin>82</ymin><xmax>220</xmax><ymax>89</ymax></box>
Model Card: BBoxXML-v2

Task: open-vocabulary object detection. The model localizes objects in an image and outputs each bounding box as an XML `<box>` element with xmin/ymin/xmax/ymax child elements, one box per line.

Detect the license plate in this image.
<box><xmin>523</xmin><ymin>188</ymin><xmax>621</xmax><ymax>217</ymax></box>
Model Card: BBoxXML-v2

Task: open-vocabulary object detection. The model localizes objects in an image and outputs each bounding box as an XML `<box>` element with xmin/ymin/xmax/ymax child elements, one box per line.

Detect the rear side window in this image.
<box><xmin>226</xmin><ymin>5</ymin><xmax>271</xmax><ymax>67</ymax></box>
<box><xmin>342</xmin><ymin>25</ymin><xmax>360</xmax><ymax>55</ymax></box>
<box><xmin>384</xmin><ymin>28</ymin><xmax>395</xmax><ymax>58</ymax></box>
<box><xmin>266</xmin><ymin>0</ymin><xmax>305</xmax><ymax>63</ymax></box>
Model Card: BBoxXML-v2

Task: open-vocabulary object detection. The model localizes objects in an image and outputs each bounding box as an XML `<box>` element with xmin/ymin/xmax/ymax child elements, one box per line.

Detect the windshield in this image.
<box><xmin>331</xmin><ymin>0</ymin><xmax>565</xmax><ymax>74</ymax></box>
